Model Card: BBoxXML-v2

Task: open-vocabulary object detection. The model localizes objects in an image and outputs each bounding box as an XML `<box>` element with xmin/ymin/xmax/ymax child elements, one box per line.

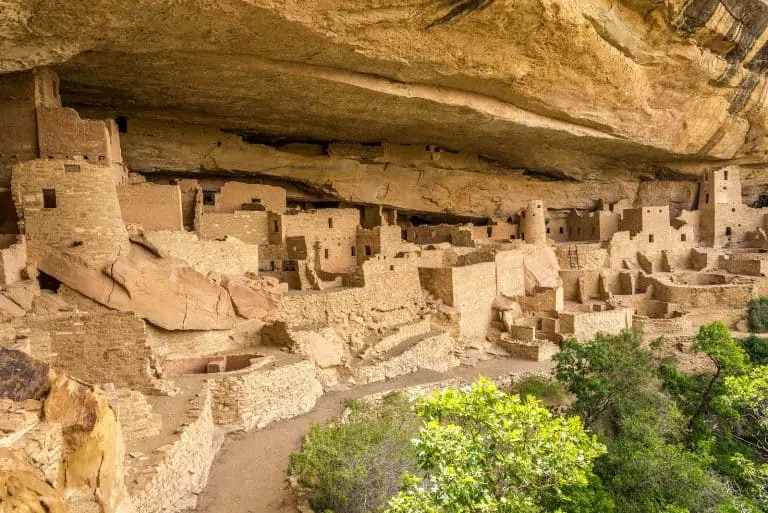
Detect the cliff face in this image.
<box><xmin>2</xmin><ymin>1</ymin><xmax>768</xmax><ymax>209</ymax></box>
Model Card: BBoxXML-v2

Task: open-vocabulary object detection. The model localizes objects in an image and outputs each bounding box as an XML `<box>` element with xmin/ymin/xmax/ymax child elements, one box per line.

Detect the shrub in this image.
<box><xmin>288</xmin><ymin>393</ymin><xmax>419</xmax><ymax>513</ymax></box>
<box><xmin>742</xmin><ymin>334</ymin><xmax>768</xmax><ymax>365</ymax></box>
<box><xmin>509</xmin><ymin>375</ymin><xmax>567</xmax><ymax>409</ymax></box>
<box><xmin>748</xmin><ymin>297</ymin><xmax>768</xmax><ymax>333</ymax></box>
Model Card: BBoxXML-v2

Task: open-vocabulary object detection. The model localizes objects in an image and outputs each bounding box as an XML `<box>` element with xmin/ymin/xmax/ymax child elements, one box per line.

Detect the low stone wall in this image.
<box><xmin>353</xmin><ymin>331</ymin><xmax>459</xmax><ymax>384</ymax></box>
<box><xmin>207</xmin><ymin>359</ymin><xmax>324</xmax><ymax>431</ymax></box>
<box><xmin>650</xmin><ymin>277</ymin><xmax>755</xmax><ymax>308</ymax></box>
<box><xmin>130</xmin><ymin>389</ymin><xmax>221</xmax><ymax>513</ymax></box>
<box><xmin>560</xmin><ymin>307</ymin><xmax>633</xmax><ymax>341</ymax></box>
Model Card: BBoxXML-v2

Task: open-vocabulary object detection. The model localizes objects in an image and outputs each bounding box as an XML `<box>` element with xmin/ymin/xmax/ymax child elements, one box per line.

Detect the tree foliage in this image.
<box><xmin>748</xmin><ymin>297</ymin><xmax>768</xmax><ymax>333</ymax></box>
<box><xmin>384</xmin><ymin>378</ymin><xmax>605</xmax><ymax>513</ymax></box>
<box><xmin>289</xmin><ymin>393</ymin><xmax>419</xmax><ymax>513</ymax></box>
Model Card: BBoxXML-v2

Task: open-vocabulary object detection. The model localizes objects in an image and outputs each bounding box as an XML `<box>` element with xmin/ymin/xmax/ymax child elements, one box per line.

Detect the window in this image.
<box><xmin>390</xmin><ymin>265</ymin><xmax>395</xmax><ymax>271</ymax></box>
<box><xmin>487</xmin><ymin>226</ymin><xmax>493</xmax><ymax>237</ymax></box>
<box><xmin>116</xmin><ymin>116</ymin><xmax>128</xmax><ymax>133</ymax></box>
<box><xmin>365</xmin><ymin>245</ymin><xmax>372</xmax><ymax>256</ymax></box>
<box><xmin>559</xmin><ymin>227</ymin><xmax>564</xmax><ymax>234</ymax></box>
<box><xmin>705</xmin><ymin>194</ymin><xmax>710</xmax><ymax>204</ymax></box>
<box><xmin>64</xmin><ymin>164</ymin><xmax>80</xmax><ymax>173</ymax></box>
<box><xmin>273</xmin><ymin>220</ymin><xmax>279</xmax><ymax>233</ymax></box>
<box><xmin>328</xmin><ymin>218</ymin><xmax>333</xmax><ymax>229</ymax></box>
<box><xmin>521</xmin><ymin>233</ymin><xmax>525</xmax><ymax>240</ymax></box>
<box><xmin>251</xmin><ymin>198</ymin><xmax>261</xmax><ymax>204</ymax></box>
<box><xmin>577</xmin><ymin>227</ymin><xmax>581</xmax><ymax>235</ymax></box>
<box><xmin>202</xmin><ymin>190</ymin><xmax>216</xmax><ymax>205</ymax></box>
<box><xmin>351</xmin><ymin>246</ymin><xmax>356</xmax><ymax>257</ymax></box>
<box><xmin>724</xmin><ymin>170</ymin><xmax>728</xmax><ymax>180</ymax></box>
<box><xmin>725</xmin><ymin>227</ymin><xmax>733</xmax><ymax>236</ymax></box>
<box><xmin>681</xmin><ymin>234</ymin><xmax>687</xmax><ymax>242</ymax></box>
<box><xmin>324</xmin><ymin>248</ymin><xmax>329</xmax><ymax>259</ymax></box>
<box><xmin>546</xmin><ymin>227</ymin><xmax>551</xmax><ymax>234</ymax></box>
<box><xmin>732</xmin><ymin>208</ymin><xmax>736</xmax><ymax>213</ymax></box>
<box><xmin>649</xmin><ymin>234</ymin><xmax>654</xmax><ymax>243</ymax></box>
<box><xmin>42</xmin><ymin>189</ymin><xmax>56</xmax><ymax>209</ymax></box>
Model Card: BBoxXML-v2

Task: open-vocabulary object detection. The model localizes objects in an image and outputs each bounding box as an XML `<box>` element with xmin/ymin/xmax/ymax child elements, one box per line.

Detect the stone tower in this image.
<box><xmin>521</xmin><ymin>200</ymin><xmax>547</xmax><ymax>244</ymax></box>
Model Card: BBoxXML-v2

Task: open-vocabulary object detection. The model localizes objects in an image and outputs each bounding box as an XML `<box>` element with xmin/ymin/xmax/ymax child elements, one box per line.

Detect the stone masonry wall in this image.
<box><xmin>130</xmin><ymin>388</ymin><xmax>220</xmax><ymax>513</ymax></box>
<box><xmin>23</xmin><ymin>311</ymin><xmax>162</xmax><ymax>393</ymax></box>
<box><xmin>198</xmin><ymin>210</ymin><xmax>270</xmax><ymax>245</ymax></box>
<box><xmin>117</xmin><ymin>184</ymin><xmax>184</xmax><ymax>231</ymax></box>
<box><xmin>207</xmin><ymin>359</ymin><xmax>323</xmax><ymax>431</ymax></box>
<box><xmin>0</xmin><ymin>235</ymin><xmax>26</xmax><ymax>285</ymax></box>
<box><xmin>143</xmin><ymin>230</ymin><xmax>259</xmax><ymax>276</ymax></box>
<box><xmin>560</xmin><ymin>307</ymin><xmax>634</xmax><ymax>342</ymax></box>
<box><xmin>12</xmin><ymin>159</ymin><xmax>130</xmax><ymax>266</ymax></box>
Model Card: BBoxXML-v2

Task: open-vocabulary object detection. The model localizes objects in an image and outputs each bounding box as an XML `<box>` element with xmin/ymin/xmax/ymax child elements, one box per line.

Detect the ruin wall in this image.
<box><xmin>130</xmin><ymin>389</ymin><xmax>219</xmax><ymax>513</ymax></box>
<box><xmin>117</xmin><ymin>184</ymin><xmax>184</xmax><ymax>231</ymax></box>
<box><xmin>11</xmin><ymin>159</ymin><xmax>130</xmax><ymax>266</ymax></box>
<box><xmin>143</xmin><ymin>230</ymin><xmax>259</xmax><ymax>276</ymax></box>
<box><xmin>207</xmin><ymin>359</ymin><xmax>323</xmax><ymax>431</ymax></box>
<box><xmin>198</xmin><ymin>211</ymin><xmax>270</xmax><ymax>245</ymax></box>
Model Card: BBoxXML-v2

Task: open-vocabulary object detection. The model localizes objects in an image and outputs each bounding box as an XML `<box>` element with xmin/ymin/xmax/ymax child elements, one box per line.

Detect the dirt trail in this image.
<box><xmin>195</xmin><ymin>358</ymin><xmax>553</xmax><ymax>513</ymax></box>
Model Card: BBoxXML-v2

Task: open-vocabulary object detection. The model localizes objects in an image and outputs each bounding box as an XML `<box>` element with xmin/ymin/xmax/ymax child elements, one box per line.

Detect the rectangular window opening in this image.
<box><xmin>328</xmin><ymin>218</ymin><xmax>333</xmax><ymax>229</ymax></box>
<box><xmin>351</xmin><ymin>246</ymin><xmax>356</xmax><ymax>257</ymax></box>
<box><xmin>202</xmin><ymin>190</ymin><xmax>216</xmax><ymax>206</ymax></box>
<box><xmin>42</xmin><ymin>189</ymin><xmax>56</xmax><ymax>209</ymax></box>
<box><xmin>324</xmin><ymin>248</ymin><xmax>330</xmax><ymax>259</ymax></box>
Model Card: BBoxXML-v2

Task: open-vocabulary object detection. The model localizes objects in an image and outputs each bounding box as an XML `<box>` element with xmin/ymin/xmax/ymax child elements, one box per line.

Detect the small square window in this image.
<box><xmin>42</xmin><ymin>189</ymin><xmax>56</xmax><ymax>209</ymax></box>
<box><xmin>202</xmin><ymin>190</ymin><xmax>216</xmax><ymax>205</ymax></box>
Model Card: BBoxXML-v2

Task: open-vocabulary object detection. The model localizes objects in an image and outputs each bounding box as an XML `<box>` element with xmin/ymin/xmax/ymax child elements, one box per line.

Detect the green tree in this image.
<box><xmin>553</xmin><ymin>330</ymin><xmax>655</xmax><ymax>429</ymax></box>
<box><xmin>384</xmin><ymin>378</ymin><xmax>606</xmax><ymax>513</ymax></box>
<box><xmin>687</xmin><ymin>322</ymin><xmax>748</xmax><ymax>429</ymax></box>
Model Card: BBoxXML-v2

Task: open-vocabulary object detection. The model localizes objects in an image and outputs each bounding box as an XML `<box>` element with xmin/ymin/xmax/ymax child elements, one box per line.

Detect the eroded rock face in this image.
<box><xmin>2</xmin><ymin>0</ymin><xmax>768</xmax><ymax>187</ymax></box>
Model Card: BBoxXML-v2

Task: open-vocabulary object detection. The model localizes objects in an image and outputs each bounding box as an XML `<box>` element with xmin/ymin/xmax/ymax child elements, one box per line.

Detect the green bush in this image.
<box><xmin>742</xmin><ymin>334</ymin><xmax>768</xmax><ymax>365</ymax></box>
<box><xmin>748</xmin><ymin>297</ymin><xmax>768</xmax><ymax>332</ymax></box>
<box><xmin>509</xmin><ymin>375</ymin><xmax>567</xmax><ymax>409</ymax></box>
<box><xmin>288</xmin><ymin>393</ymin><xmax>419</xmax><ymax>513</ymax></box>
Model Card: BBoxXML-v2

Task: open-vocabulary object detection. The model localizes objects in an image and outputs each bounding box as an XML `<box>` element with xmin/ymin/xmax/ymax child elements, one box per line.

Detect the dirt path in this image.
<box><xmin>195</xmin><ymin>358</ymin><xmax>553</xmax><ymax>513</ymax></box>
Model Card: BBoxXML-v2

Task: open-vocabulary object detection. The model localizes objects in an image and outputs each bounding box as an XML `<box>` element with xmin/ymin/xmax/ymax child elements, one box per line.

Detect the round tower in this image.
<box><xmin>521</xmin><ymin>200</ymin><xmax>547</xmax><ymax>244</ymax></box>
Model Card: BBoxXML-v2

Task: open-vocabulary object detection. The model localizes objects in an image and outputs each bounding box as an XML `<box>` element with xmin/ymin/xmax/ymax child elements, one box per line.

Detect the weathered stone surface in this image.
<box><xmin>0</xmin><ymin>449</ymin><xmax>68</xmax><ymax>513</ymax></box>
<box><xmin>39</xmin><ymin>243</ymin><xmax>235</xmax><ymax>330</ymax></box>
<box><xmin>43</xmin><ymin>373</ymin><xmax>135</xmax><ymax>513</ymax></box>
<box><xmin>3</xmin><ymin>1</ymin><xmax>768</xmax><ymax>184</ymax></box>
<box><xmin>0</xmin><ymin>348</ymin><xmax>50</xmax><ymax>402</ymax></box>
<box><xmin>221</xmin><ymin>276</ymin><xmax>278</xmax><ymax>320</ymax></box>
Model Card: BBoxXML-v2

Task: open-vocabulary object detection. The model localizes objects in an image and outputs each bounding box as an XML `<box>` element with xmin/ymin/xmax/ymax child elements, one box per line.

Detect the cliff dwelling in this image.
<box><xmin>2</xmin><ymin>2</ymin><xmax>768</xmax><ymax>513</ymax></box>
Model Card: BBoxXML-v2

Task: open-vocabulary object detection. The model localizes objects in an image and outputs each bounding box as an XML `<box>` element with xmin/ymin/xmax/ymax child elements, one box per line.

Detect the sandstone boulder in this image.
<box><xmin>39</xmin><ymin>243</ymin><xmax>235</xmax><ymax>330</ymax></box>
<box><xmin>0</xmin><ymin>449</ymin><xmax>68</xmax><ymax>513</ymax></box>
<box><xmin>43</xmin><ymin>373</ymin><xmax>135</xmax><ymax>513</ymax></box>
<box><xmin>221</xmin><ymin>276</ymin><xmax>279</xmax><ymax>319</ymax></box>
<box><xmin>0</xmin><ymin>349</ymin><xmax>50</xmax><ymax>402</ymax></box>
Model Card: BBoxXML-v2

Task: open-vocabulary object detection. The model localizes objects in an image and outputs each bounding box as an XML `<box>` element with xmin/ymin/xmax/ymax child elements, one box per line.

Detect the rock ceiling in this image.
<box><xmin>2</xmin><ymin>0</ymin><xmax>768</xmax><ymax>186</ymax></box>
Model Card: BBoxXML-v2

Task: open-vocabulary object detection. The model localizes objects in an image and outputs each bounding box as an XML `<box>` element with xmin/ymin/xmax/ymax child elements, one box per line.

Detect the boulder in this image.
<box><xmin>39</xmin><ymin>243</ymin><xmax>235</xmax><ymax>330</ymax></box>
<box><xmin>0</xmin><ymin>349</ymin><xmax>50</xmax><ymax>402</ymax></box>
<box><xmin>221</xmin><ymin>276</ymin><xmax>279</xmax><ymax>319</ymax></box>
<box><xmin>0</xmin><ymin>449</ymin><xmax>68</xmax><ymax>513</ymax></box>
